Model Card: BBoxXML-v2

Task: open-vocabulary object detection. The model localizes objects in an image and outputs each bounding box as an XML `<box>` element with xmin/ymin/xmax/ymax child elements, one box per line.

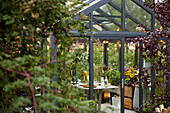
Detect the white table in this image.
<box><xmin>73</xmin><ymin>83</ymin><xmax>119</xmax><ymax>111</ymax></box>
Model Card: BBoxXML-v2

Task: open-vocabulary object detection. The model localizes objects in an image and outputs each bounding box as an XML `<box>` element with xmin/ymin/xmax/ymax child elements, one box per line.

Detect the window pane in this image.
<box><xmin>93</xmin><ymin>2</ymin><xmax>122</xmax><ymax>31</ymax></box>
<box><xmin>125</xmin><ymin>0</ymin><xmax>151</xmax><ymax>32</ymax></box>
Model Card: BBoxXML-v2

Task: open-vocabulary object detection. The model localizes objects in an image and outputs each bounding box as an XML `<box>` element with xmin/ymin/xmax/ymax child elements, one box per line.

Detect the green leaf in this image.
<box><xmin>3</xmin><ymin>15</ymin><xmax>11</xmax><ymax>20</ymax></box>
<box><xmin>4</xmin><ymin>79</ymin><xmax>28</xmax><ymax>91</ymax></box>
<box><xmin>5</xmin><ymin>18</ymin><xmax>15</xmax><ymax>25</ymax></box>
<box><xmin>29</xmin><ymin>66</ymin><xmax>44</xmax><ymax>73</ymax></box>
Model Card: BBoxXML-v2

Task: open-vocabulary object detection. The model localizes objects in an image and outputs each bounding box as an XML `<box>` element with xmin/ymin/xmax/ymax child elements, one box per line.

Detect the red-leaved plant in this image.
<box><xmin>129</xmin><ymin>0</ymin><xmax>169</xmax><ymax>110</ymax></box>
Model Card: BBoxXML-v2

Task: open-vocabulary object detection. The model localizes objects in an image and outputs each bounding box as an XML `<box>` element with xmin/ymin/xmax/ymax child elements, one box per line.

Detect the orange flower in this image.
<box><xmin>136</xmin><ymin>76</ymin><xmax>139</xmax><ymax>79</ymax></box>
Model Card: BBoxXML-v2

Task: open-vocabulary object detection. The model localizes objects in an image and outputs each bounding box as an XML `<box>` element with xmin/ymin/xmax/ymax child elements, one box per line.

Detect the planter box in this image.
<box><xmin>116</xmin><ymin>85</ymin><xmax>135</xmax><ymax>109</ymax></box>
<box><xmin>124</xmin><ymin>85</ymin><xmax>134</xmax><ymax>109</ymax></box>
<box><xmin>124</xmin><ymin>86</ymin><xmax>134</xmax><ymax>98</ymax></box>
<box><xmin>125</xmin><ymin>97</ymin><xmax>133</xmax><ymax>109</ymax></box>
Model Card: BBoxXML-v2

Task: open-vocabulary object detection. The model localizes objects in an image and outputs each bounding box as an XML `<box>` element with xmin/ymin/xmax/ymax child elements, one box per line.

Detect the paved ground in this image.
<box><xmin>101</xmin><ymin>103</ymin><xmax>137</xmax><ymax>113</ymax></box>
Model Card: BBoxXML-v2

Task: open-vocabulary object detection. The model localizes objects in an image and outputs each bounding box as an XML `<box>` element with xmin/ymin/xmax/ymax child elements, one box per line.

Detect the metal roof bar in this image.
<box><xmin>93</xmin><ymin>18</ymin><xmax>113</xmax><ymax>31</ymax></box>
<box><xmin>94</xmin><ymin>36</ymin><xmax>122</xmax><ymax>40</ymax></box>
<box><xmin>132</xmin><ymin>0</ymin><xmax>153</xmax><ymax>14</ymax></box>
<box><xmin>89</xmin><ymin>12</ymin><xmax>94</xmax><ymax>101</ymax></box>
<box><xmin>80</xmin><ymin>0</ymin><xmax>111</xmax><ymax>15</ymax></box>
<box><xmin>69</xmin><ymin>30</ymin><xmax>147</xmax><ymax>37</ymax></box>
<box><xmin>93</xmin><ymin>15</ymin><xmax>121</xmax><ymax>18</ymax></box>
<box><xmin>95</xmin><ymin>31</ymin><xmax>147</xmax><ymax>37</ymax></box>
<box><xmin>99</xmin><ymin>25</ymin><xmax>112</xmax><ymax>31</ymax></box>
<box><xmin>85</xmin><ymin>0</ymin><xmax>95</xmax><ymax>4</ymax></box>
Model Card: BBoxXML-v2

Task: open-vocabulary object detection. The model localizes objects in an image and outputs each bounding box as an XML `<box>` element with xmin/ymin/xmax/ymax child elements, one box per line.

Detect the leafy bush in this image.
<box><xmin>0</xmin><ymin>0</ymin><xmax>95</xmax><ymax>113</ymax></box>
<box><xmin>110</xmin><ymin>69</ymin><xmax>120</xmax><ymax>86</ymax></box>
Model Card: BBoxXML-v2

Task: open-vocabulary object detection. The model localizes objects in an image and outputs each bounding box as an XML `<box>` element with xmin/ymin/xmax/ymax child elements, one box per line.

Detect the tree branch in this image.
<box><xmin>69</xmin><ymin>106</ymin><xmax>80</xmax><ymax>113</ymax></box>
<box><xmin>0</xmin><ymin>66</ymin><xmax>38</xmax><ymax>113</ymax></box>
<box><xmin>40</xmin><ymin>59</ymin><xmax>58</xmax><ymax>68</ymax></box>
<box><xmin>0</xmin><ymin>66</ymin><xmax>27</xmax><ymax>77</ymax></box>
<box><xmin>19</xmin><ymin>67</ymin><xmax>38</xmax><ymax>113</ymax></box>
<box><xmin>27</xmin><ymin>75</ymin><xmax>38</xmax><ymax>113</ymax></box>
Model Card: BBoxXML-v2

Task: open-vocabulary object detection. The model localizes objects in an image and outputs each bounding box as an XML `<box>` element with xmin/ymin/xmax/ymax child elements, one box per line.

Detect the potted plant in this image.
<box><xmin>124</xmin><ymin>67</ymin><xmax>139</xmax><ymax>86</ymax></box>
<box><xmin>124</xmin><ymin>66</ymin><xmax>139</xmax><ymax>109</ymax></box>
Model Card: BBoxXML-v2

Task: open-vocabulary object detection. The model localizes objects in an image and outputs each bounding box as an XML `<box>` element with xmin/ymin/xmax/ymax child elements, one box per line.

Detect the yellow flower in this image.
<box><xmin>130</xmin><ymin>67</ymin><xmax>134</xmax><ymax>70</ymax></box>
<box><xmin>127</xmin><ymin>70</ymin><xmax>131</xmax><ymax>73</ymax></box>
<box><xmin>124</xmin><ymin>72</ymin><xmax>128</xmax><ymax>75</ymax></box>
<box><xmin>81</xmin><ymin>71</ymin><xmax>87</xmax><ymax>76</ymax></box>
<box><xmin>127</xmin><ymin>72</ymin><xmax>131</xmax><ymax>75</ymax></box>
<box><xmin>130</xmin><ymin>74</ymin><xmax>135</xmax><ymax>78</ymax></box>
<box><xmin>126</xmin><ymin>78</ymin><xmax>130</xmax><ymax>81</ymax></box>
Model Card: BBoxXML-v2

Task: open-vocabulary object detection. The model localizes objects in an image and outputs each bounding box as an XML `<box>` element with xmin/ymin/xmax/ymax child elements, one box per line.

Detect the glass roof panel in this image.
<box><xmin>125</xmin><ymin>18</ymin><xmax>139</xmax><ymax>32</ymax></box>
<box><xmin>105</xmin><ymin>4</ymin><xmax>121</xmax><ymax>23</ymax></box>
<box><xmin>93</xmin><ymin>10</ymin><xmax>121</xmax><ymax>31</ymax></box>
<box><xmin>93</xmin><ymin>1</ymin><xmax>122</xmax><ymax>31</ymax></box>
<box><xmin>78</xmin><ymin>0</ymin><xmax>156</xmax><ymax>32</ymax></box>
<box><xmin>125</xmin><ymin>0</ymin><xmax>151</xmax><ymax>31</ymax></box>
<box><xmin>155</xmin><ymin>18</ymin><xmax>162</xmax><ymax>31</ymax></box>
<box><xmin>93</xmin><ymin>22</ymin><xmax>121</xmax><ymax>31</ymax></box>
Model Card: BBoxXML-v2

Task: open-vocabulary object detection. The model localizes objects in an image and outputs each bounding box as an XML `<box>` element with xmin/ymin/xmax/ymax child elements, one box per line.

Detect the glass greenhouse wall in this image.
<box><xmin>70</xmin><ymin>0</ymin><xmax>169</xmax><ymax>113</ymax></box>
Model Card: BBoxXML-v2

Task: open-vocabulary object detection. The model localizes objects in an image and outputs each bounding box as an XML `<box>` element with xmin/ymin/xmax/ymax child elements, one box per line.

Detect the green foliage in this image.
<box><xmin>93</xmin><ymin>42</ymin><xmax>104</xmax><ymax>81</ymax></box>
<box><xmin>0</xmin><ymin>0</ymin><xmax>95</xmax><ymax>112</ymax></box>
<box><xmin>143</xmin><ymin>102</ymin><xmax>151</xmax><ymax>112</ymax></box>
<box><xmin>92</xmin><ymin>41</ymin><xmax>135</xmax><ymax>83</ymax></box>
<box><xmin>110</xmin><ymin>69</ymin><xmax>120</xmax><ymax>86</ymax></box>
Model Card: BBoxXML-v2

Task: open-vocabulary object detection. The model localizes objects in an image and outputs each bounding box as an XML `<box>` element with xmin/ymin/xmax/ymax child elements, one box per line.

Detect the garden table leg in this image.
<box><xmin>85</xmin><ymin>90</ymin><xmax>89</xmax><ymax>99</ymax></box>
<box><xmin>94</xmin><ymin>91</ymin><xmax>98</xmax><ymax>111</ymax></box>
<box><xmin>98</xmin><ymin>89</ymin><xmax>102</xmax><ymax>111</ymax></box>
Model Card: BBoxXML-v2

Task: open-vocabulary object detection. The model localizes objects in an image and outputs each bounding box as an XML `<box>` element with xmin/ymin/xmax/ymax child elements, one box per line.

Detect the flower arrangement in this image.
<box><xmin>80</xmin><ymin>70</ymin><xmax>88</xmax><ymax>82</ymax></box>
<box><xmin>124</xmin><ymin>67</ymin><xmax>139</xmax><ymax>85</ymax></box>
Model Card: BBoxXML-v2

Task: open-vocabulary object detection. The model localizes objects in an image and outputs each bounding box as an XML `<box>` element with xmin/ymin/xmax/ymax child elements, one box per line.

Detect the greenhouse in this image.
<box><xmin>0</xmin><ymin>0</ymin><xmax>169</xmax><ymax>113</ymax></box>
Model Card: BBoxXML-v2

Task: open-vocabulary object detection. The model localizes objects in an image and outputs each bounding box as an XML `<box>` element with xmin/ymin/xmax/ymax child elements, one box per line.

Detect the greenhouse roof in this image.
<box><xmin>72</xmin><ymin>0</ymin><xmax>169</xmax><ymax>33</ymax></box>
<box><xmin>79</xmin><ymin>0</ymin><xmax>111</xmax><ymax>15</ymax></box>
<box><xmin>69</xmin><ymin>1</ymin><xmax>170</xmax><ymax>113</ymax></box>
